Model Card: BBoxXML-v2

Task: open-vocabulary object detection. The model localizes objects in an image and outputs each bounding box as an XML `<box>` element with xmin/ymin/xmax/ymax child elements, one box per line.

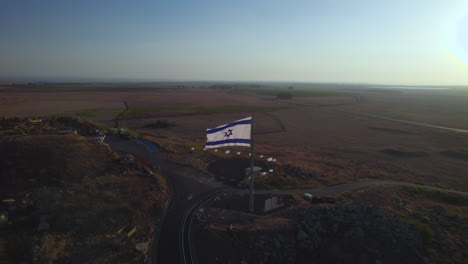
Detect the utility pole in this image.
<box><xmin>249</xmin><ymin>115</ymin><xmax>255</xmax><ymax>213</ymax></box>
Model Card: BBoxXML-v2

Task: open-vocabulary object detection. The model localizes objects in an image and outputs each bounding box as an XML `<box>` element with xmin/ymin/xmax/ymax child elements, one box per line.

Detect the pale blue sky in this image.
<box><xmin>1</xmin><ymin>0</ymin><xmax>467</xmax><ymax>85</ymax></box>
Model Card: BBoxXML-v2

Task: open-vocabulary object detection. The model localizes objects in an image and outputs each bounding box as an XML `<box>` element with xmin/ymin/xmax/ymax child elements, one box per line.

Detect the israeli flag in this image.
<box><xmin>205</xmin><ymin>117</ymin><xmax>251</xmax><ymax>148</ymax></box>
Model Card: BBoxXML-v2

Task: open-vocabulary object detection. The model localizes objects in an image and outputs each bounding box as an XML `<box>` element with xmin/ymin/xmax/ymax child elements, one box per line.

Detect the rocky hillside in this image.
<box><xmin>0</xmin><ymin>117</ymin><xmax>168</xmax><ymax>263</ymax></box>
<box><xmin>194</xmin><ymin>187</ymin><xmax>467</xmax><ymax>264</ymax></box>
<box><xmin>292</xmin><ymin>203</ymin><xmax>424</xmax><ymax>264</ymax></box>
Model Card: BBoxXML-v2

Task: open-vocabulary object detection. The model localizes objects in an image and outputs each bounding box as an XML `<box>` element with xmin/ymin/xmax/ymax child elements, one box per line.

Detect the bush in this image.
<box><xmin>407</xmin><ymin>218</ymin><xmax>433</xmax><ymax>245</ymax></box>
<box><xmin>282</xmin><ymin>164</ymin><xmax>316</xmax><ymax>179</ymax></box>
<box><xmin>143</xmin><ymin>120</ymin><xmax>175</xmax><ymax>129</ymax></box>
<box><xmin>276</xmin><ymin>91</ymin><xmax>293</xmax><ymax>99</ymax></box>
<box><xmin>404</xmin><ymin>186</ymin><xmax>425</xmax><ymax>198</ymax></box>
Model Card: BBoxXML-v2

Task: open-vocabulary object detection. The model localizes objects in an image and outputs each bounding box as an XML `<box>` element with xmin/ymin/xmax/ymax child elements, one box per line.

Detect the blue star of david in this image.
<box><xmin>224</xmin><ymin>129</ymin><xmax>233</xmax><ymax>138</ymax></box>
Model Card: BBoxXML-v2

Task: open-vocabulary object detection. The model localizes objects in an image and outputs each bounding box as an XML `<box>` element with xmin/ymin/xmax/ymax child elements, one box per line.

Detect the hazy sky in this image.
<box><xmin>1</xmin><ymin>0</ymin><xmax>467</xmax><ymax>85</ymax></box>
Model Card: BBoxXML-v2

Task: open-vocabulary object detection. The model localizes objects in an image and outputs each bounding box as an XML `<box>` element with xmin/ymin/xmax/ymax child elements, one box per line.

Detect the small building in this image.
<box><xmin>245</xmin><ymin>166</ymin><xmax>262</xmax><ymax>178</ymax></box>
<box><xmin>264</xmin><ymin>196</ymin><xmax>282</xmax><ymax>212</ymax></box>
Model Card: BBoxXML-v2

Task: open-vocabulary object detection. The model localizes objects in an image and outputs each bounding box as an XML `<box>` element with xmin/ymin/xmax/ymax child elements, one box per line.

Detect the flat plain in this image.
<box><xmin>1</xmin><ymin>84</ymin><xmax>468</xmax><ymax>190</ymax></box>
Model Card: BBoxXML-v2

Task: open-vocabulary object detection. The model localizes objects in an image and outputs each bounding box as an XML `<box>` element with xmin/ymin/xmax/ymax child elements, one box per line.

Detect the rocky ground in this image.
<box><xmin>0</xmin><ymin>117</ymin><xmax>169</xmax><ymax>263</ymax></box>
<box><xmin>193</xmin><ymin>186</ymin><xmax>467</xmax><ymax>264</ymax></box>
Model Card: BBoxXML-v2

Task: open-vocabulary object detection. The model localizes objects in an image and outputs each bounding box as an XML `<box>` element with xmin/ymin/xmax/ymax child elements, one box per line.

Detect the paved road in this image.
<box><xmin>105</xmin><ymin>136</ymin><xmax>468</xmax><ymax>264</ymax></box>
<box><xmin>180</xmin><ymin>190</ymin><xmax>222</xmax><ymax>264</ymax></box>
<box><xmin>232</xmin><ymin>179</ymin><xmax>468</xmax><ymax>196</ymax></box>
<box><xmin>105</xmin><ymin>136</ymin><xmax>222</xmax><ymax>264</ymax></box>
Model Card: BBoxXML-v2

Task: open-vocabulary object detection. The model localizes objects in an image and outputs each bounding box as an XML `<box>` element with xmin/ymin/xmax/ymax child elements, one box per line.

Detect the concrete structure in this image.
<box><xmin>264</xmin><ymin>196</ymin><xmax>281</xmax><ymax>212</ymax></box>
<box><xmin>245</xmin><ymin>166</ymin><xmax>261</xmax><ymax>178</ymax></box>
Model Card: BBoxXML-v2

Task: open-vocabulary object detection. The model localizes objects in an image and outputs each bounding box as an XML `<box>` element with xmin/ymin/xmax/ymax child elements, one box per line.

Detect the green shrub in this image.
<box><xmin>408</xmin><ymin>218</ymin><xmax>433</xmax><ymax>245</ymax></box>
<box><xmin>404</xmin><ymin>186</ymin><xmax>425</xmax><ymax>198</ymax></box>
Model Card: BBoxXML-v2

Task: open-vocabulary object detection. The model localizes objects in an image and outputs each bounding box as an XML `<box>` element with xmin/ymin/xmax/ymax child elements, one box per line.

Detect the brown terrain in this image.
<box><xmin>1</xmin><ymin>83</ymin><xmax>467</xmax><ymax>263</ymax></box>
<box><xmin>1</xmin><ymin>84</ymin><xmax>467</xmax><ymax>191</ymax></box>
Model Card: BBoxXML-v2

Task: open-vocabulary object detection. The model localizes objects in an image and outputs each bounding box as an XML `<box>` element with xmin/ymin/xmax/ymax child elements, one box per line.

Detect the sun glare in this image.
<box><xmin>448</xmin><ymin>10</ymin><xmax>468</xmax><ymax>68</ymax></box>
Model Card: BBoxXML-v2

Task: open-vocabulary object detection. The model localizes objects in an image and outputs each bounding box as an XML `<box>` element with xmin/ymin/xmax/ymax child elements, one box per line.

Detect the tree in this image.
<box><xmin>276</xmin><ymin>91</ymin><xmax>293</xmax><ymax>99</ymax></box>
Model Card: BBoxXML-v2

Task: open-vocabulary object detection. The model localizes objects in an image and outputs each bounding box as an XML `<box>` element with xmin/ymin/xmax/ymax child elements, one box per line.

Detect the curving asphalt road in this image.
<box><xmin>105</xmin><ymin>136</ymin><xmax>222</xmax><ymax>264</ymax></box>
<box><xmin>105</xmin><ymin>136</ymin><xmax>468</xmax><ymax>264</ymax></box>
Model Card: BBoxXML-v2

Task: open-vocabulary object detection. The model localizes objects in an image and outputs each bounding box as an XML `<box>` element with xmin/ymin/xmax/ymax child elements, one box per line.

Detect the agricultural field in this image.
<box><xmin>1</xmin><ymin>84</ymin><xmax>468</xmax><ymax>191</ymax></box>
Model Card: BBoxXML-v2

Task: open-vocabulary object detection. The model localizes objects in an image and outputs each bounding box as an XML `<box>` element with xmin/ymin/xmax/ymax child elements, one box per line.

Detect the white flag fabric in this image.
<box><xmin>205</xmin><ymin>117</ymin><xmax>251</xmax><ymax>148</ymax></box>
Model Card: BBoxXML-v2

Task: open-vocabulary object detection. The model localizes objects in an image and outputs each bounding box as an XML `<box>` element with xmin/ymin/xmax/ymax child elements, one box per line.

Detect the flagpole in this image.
<box><xmin>249</xmin><ymin>115</ymin><xmax>254</xmax><ymax>213</ymax></box>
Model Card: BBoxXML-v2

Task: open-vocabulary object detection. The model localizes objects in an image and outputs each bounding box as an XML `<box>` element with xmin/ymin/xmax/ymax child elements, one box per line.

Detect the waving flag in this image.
<box><xmin>205</xmin><ymin>117</ymin><xmax>252</xmax><ymax>148</ymax></box>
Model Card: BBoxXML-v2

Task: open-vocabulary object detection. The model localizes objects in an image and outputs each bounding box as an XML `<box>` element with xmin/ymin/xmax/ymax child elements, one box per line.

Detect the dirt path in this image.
<box><xmin>113</xmin><ymin>100</ymin><xmax>129</xmax><ymax>128</ymax></box>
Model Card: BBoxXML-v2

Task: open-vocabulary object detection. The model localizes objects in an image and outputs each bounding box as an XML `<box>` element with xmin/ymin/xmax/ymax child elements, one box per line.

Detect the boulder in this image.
<box><xmin>273</xmin><ymin>238</ymin><xmax>281</xmax><ymax>249</ymax></box>
<box><xmin>37</xmin><ymin>221</ymin><xmax>50</xmax><ymax>232</ymax></box>
<box><xmin>296</xmin><ymin>229</ymin><xmax>308</xmax><ymax>241</ymax></box>
<box><xmin>135</xmin><ymin>241</ymin><xmax>149</xmax><ymax>253</ymax></box>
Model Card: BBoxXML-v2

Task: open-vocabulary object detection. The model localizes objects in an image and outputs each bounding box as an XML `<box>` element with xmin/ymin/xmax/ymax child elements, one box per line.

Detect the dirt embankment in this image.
<box><xmin>0</xmin><ymin>118</ymin><xmax>168</xmax><ymax>263</ymax></box>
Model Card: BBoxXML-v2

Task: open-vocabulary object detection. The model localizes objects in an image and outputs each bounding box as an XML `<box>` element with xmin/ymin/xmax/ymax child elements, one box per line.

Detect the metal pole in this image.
<box><xmin>249</xmin><ymin>115</ymin><xmax>254</xmax><ymax>213</ymax></box>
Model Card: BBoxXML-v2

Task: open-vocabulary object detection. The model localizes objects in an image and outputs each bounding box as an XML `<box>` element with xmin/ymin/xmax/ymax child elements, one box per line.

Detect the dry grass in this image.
<box><xmin>40</xmin><ymin>234</ymin><xmax>68</xmax><ymax>264</ymax></box>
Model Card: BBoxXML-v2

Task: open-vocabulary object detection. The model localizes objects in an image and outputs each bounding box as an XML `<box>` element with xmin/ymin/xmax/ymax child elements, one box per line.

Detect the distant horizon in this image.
<box><xmin>1</xmin><ymin>76</ymin><xmax>467</xmax><ymax>88</ymax></box>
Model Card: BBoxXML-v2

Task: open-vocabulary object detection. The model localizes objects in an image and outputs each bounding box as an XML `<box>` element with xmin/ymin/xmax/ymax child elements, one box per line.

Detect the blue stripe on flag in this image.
<box><xmin>206</xmin><ymin>119</ymin><xmax>251</xmax><ymax>134</ymax></box>
<box><xmin>205</xmin><ymin>138</ymin><xmax>251</xmax><ymax>146</ymax></box>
